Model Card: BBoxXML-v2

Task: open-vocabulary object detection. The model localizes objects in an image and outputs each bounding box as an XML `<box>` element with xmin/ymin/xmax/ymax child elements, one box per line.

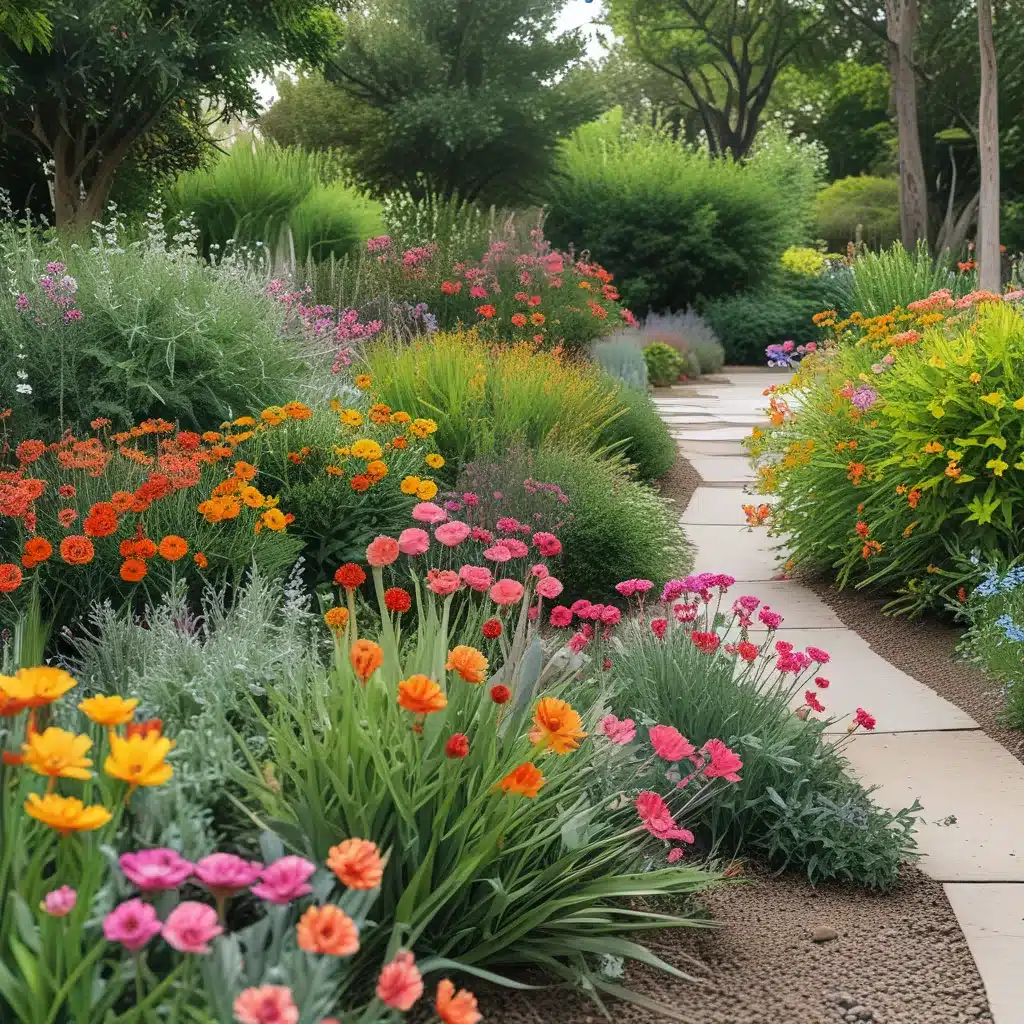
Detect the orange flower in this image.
<box><xmin>135</xmin><ymin>538</ymin><xmax>157</xmax><ymax>559</ymax></box>
<box><xmin>23</xmin><ymin>537</ymin><xmax>52</xmax><ymax>567</ymax></box>
<box><xmin>57</xmin><ymin>508</ymin><xmax>77</xmax><ymax>528</ymax></box>
<box><xmin>120</xmin><ymin>558</ymin><xmax>148</xmax><ymax>582</ymax></box>
<box><xmin>15</xmin><ymin>439</ymin><xmax>45</xmax><ymax>464</ymax></box>
<box><xmin>855</xmin><ymin>521</ymin><xmax>869</xmax><ymax>538</ymax></box>
<box><xmin>193</xmin><ymin>552</ymin><xmax>208</xmax><ymax>569</ymax></box>
<box><xmin>350</xmin><ymin>639</ymin><xmax>384</xmax><ymax>683</ymax></box>
<box><xmin>391</xmin><ymin>436</ymin><xmax>408</xmax><ymax>449</ymax></box>
<box><xmin>158</xmin><ymin>535</ymin><xmax>189</xmax><ymax>561</ymax></box>
<box><xmin>907</xmin><ymin>488</ymin><xmax>921</xmax><ymax>509</ymax></box>
<box><xmin>324</xmin><ymin>607</ymin><xmax>349</xmax><ymax>632</ymax></box>
<box><xmin>60</xmin><ymin>535</ymin><xmax>94</xmax><ymax>565</ymax></box>
<box><xmin>234</xmin><ymin>461</ymin><xmax>257</xmax><ymax>481</ymax></box>
<box><xmin>445</xmin><ymin>646</ymin><xmax>488</xmax><ymax>684</ymax></box>
<box><xmin>327</xmin><ymin>837</ymin><xmax>384</xmax><ymax>889</ymax></box>
<box><xmin>282</xmin><ymin>401</ymin><xmax>312</xmax><ymax>421</ymax></box>
<box><xmin>397</xmin><ymin>674</ymin><xmax>447</xmax><ymax>714</ymax></box>
<box><xmin>0</xmin><ymin>563</ymin><xmax>23</xmax><ymax>593</ymax></box>
<box><xmin>110</xmin><ymin>491</ymin><xmax>136</xmax><ymax>512</ymax></box>
<box><xmin>83</xmin><ymin>512</ymin><xmax>118</xmax><ymax>538</ymax></box>
<box><xmin>296</xmin><ymin>905</ymin><xmax>359</xmax><ymax>956</ymax></box>
<box><xmin>350</xmin><ymin>474</ymin><xmax>371</xmax><ymax>492</ymax></box>
<box><xmin>334</xmin><ymin>563</ymin><xmax>366</xmax><ymax>589</ymax></box>
<box><xmin>530</xmin><ymin>697</ymin><xmax>586</xmax><ymax>754</ymax></box>
<box><xmin>499</xmin><ymin>762</ymin><xmax>545</xmax><ymax>797</ymax></box>
<box><xmin>436</xmin><ymin>979</ymin><xmax>482</xmax><ymax>1024</ymax></box>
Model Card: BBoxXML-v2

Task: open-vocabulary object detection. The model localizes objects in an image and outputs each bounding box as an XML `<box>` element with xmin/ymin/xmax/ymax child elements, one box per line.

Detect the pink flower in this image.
<box><xmin>854</xmin><ymin>707</ymin><xmax>876</xmax><ymax>730</ymax></box>
<box><xmin>673</xmin><ymin>603</ymin><xmax>698</xmax><ymax>623</ymax></box>
<box><xmin>470</xmin><ymin>526</ymin><xmax>494</xmax><ymax>543</ymax></box>
<box><xmin>650</xmin><ymin>618</ymin><xmax>668</xmax><ymax>639</ymax></box>
<box><xmin>194</xmin><ymin>853</ymin><xmax>263</xmax><ymax>898</ymax></box>
<box><xmin>536</xmin><ymin>576</ymin><xmax>563</xmax><ymax>599</ymax></box>
<box><xmin>649</xmin><ymin>725</ymin><xmax>696</xmax><ymax>762</ymax></box>
<box><xmin>496</xmin><ymin>517</ymin><xmax>522</xmax><ymax>534</ymax></box>
<box><xmin>775</xmin><ymin>640</ymin><xmax>793</xmax><ymax>654</ymax></box>
<box><xmin>458</xmin><ymin>565</ymin><xmax>493</xmax><ymax>591</ymax></box>
<box><xmin>42</xmin><ymin>885</ymin><xmax>76</xmax><ymax>917</ymax></box>
<box><xmin>489</xmin><ymin>579</ymin><xmax>525</xmax><ymax>605</ymax></box>
<box><xmin>600</xmin><ymin>714</ymin><xmax>636</xmax><ymax>744</ymax></box>
<box><xmin>569</xmin><ymin>599</ymin><xmax>592</xmax><ymax>617</ymax></box>
<box><xmin>102</xmin><ymin>899</ymin><xmax>162</xmax><ymax>951</ymax></box>
<box><xmin>435</xmin><ymin>521</ymin><xmax>471</xmax><ymax>546</ymax></box>
<box><xmin>815</xmin><ymin>676</ymin><xmax>830</xmax><ymax>689</ymax></box>
<box><xmin>463</xmin><ymin>491</ymin><xmax>479</xmax><ymax>506</ymax></box>
<box><xmin>376</xmin><ymin>951</ymin><xmax>424</xmax><ymax>1011</ymax></box>
<box><xmin>532</xmin><ymin>532</ymin><xmax>562</xmax><ymax>556</ymax></box>
<box><xmin>549</xmin><ymin>605</ymin><xmax>573</xmax><ymax>627</ymax></box>
<box><xmin>758</xmin><ymin>606</ymin><xmax>783</xmax><ymax>629</ymax></box>
<box><xmin>804</xmin><ymin>690</ymin><xmax>825</xmax><ymax>714</ymax></box>
<box><xmin>251</xmin><ymin>856</ymin><xmax>316</xmax><ymax>904</ymax></box>
<box><xmin>662</xmin><ymin>580</ymin><xmax>686</xmax><ymax>601</ymax></box>
<box><xmin>366</xmin><ymin>536</ymin><xmax>399</xmax><ymax>567</ymax></box>
<box><xmin>615</xmin><ymin>578</ymin><xmax>653</xmax><ymax>597</ymax></box>
<box><xmin>635</xmin><ymin>792</ymin><xmax>695</xmax><ymax>843</ymax></box>
<box><xmin>600</xmin><ymin>606</ymin><xmax>621</xmax><ymax>626</ymax></box>
<box><xmin>737</xmin><ymin>641</ymin><xmax>759</xmax><ymax>662</ymax></box>
<box><xmin>162</xmin><ymin>901</ymin><xmax>223</xmax><ymax>954</ymax></box>
<box><xmin>501</xmin><ymin>538</ymin><xmax>529</xmax><ymax>558</ymax></box>
<box><xmin>701</xmin><ymin>739</ymin><xmax>743</xmax><ymax>782</ymax></box>
<box><xmin>691</xmin><ymin>631</ymin><xmax>720</xmax><ymax>654</ymax></box>
<box><xmin>398</xmin><ymin>527</ymin><xmax>430</xmax><ymax>555</ymax></box>
<box><xmin>806</xmin><ymin>646</ymin><xmax>830</xmax><ymax>664</ymax></box>
<box><xmin>120</xmin><ymin>848</ymin><xmax>194</xmax><ymax>891</ymax></box>
<box><xmin>667</xmin><ymin>848</ymin><xmax>684</xmax><ymax>864</ymax></box>
<box><xmin>567</xmin><ymin>631</ymin><xmax>589</xmax><ymax>653</ymax></box>
<box><xmin>427</xmin><ymin>569</ymin><xmax>462</xmax><ymax>596</ymax></box>
<box><xmin>470</xmin><ymin>285</ymin><xmax>488</xmax><ymax>298</ymax></box>
<box><xmin>483</xmin><ymin>544</ymin><xmax>512</xmax><ymax>563</ymax></box>
<box><xmin>233</xmin><ymin>985</ymin><xmax>300</xmax><ymax>1024</ymax></box>
<box><xmin>412</xmin><ymin>502</ymin><xmax>448</xmax><ymax>524</ymax></box>
<box><xmin>736</xmin><ymin>595</ymin><xmax>760</xmax><ymax>612</ymax></box>
<box><xmin>530</xmin><ymin>563</ymin><xmax>549</xmax><ymax>578</ymax></box>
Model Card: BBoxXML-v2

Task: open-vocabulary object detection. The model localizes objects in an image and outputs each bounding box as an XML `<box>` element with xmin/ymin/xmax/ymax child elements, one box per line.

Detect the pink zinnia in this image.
<box><xmin>162</xmin><ymin>901</ymin><xmax>223</xmax><ymax>954</ymax></box>
<box><xmin>434</xmin><ymin>521</ymin><xmax>471</xmax><ymax>547</ymax></box>
<box><xmin>233</xmin><ymin>985</ymin><xmax>300</xmax><ymax>1024</ymax></box>
<box><xmin>489</xmin><ymin>579</ymin><xmax>525</xmax><ymax>605</ymax></box>
<box><xmin>701</xmin><ymin>739</ymin><xmax>743</xmax><ymax>782</ymax></box>
<box><xmin>102</xmin><ymin>899</ymin><xmax>162</xmax><ymax>951</ymax></box>
<box><xmin>427</xmin><ymin>568</ymin><xmax>462</xmax><ymax>596</ymax></box>
<box><xmin>366</xmin><ymin>535</ymin><xmax>400</xmax><ymax>567</ymax></box>
<box><xmin>601</xmin><ymin>714</ymin><xmax>636</xmax><ymax>744</ymax></box>
<box><xmin>650</xmin><ymin>617</ymin><xmax>668</xmax><ymax>639</ymax></box>
<box><xmin>119</xmin><ymin>848</ymin><xmax>194</xmax><ymax>891</ymax></box>
<box><xmin>483</xmin><ymin>544</ymin><xmax>512</xmax><ymax>563</ymax></box>
<box><xmin>376</xmin><ymin>950</ymin><xmax>424</xmax><ymax>1011</ymax></box>
<box><xmin>549</xmin><ymin>605</ymin><xmax>573</xmax><ymax>627</ymax></box>
<box><xmin>458</xmin><ymin>564</ymin><xmax>493</xmax><ymax>591</ymax></box>
<box><xmin>398</xmin><ymin>527</ymin><xmax>430</xmax><ymax>555</ymax></box>
<box><xmin>251</xmin><ymin>856</ymin><xmax>316</xmax><ymax>904</ymax></box>
<box><xmin>194</xmin><ymin>853</ymin><xmax>263</xmax><ymax>898</ymax></box>
<box><xmin>411</xmin><ymin>502</ymin><xmax>448</xmax><ymax>524</ymax></box>
<box><xmin>532</xmin><ymin>531</ymin><xmax>562</xmax><ymax>556</ymax></box>
<box><xmin>42</xmin><ymin>885</ymin><xmax>77</xmax><ymax>917</ymax></box>
<box><xmin>649</xmin><ymin>724</ymin><xmax>696</xmax><ymax>762</ymax></box>
<box><xmin>536</xmin><ymin>576</ymin><xmax>563</xmax><ymax>599</ymax></box>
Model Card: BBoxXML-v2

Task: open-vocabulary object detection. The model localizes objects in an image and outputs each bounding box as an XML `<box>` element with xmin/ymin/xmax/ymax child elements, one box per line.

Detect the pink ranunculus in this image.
<box><xmin>532</xmin><ymin>531</ymin><xmax>562</xmax><ymax>557</ymax></box>
<box><xmin>489</xmin><ymin>579</ymin><xmax>525</xmax><ymax>605</ymax></box>
<box><xmin>650</xmin><ymin>618</ymin><xmax>668</xmax><ymax>639</ymax></box>
<box><xmin>366</xmin><ymin>535</ymin><xmax>400</xmax><ymax>567</ymax></box>
<box><xmin>549</xmin><ymin>605</ymin><xmax>573</xmax><ymax>628</ymax></box>
<box><xmin>398</xmin><ymin>527</ymin><xmax>430</xmax><ymax>555</ymax></box>
<box><xmin>377</xmin><ymin>950</ymin><xmax>424</xmax><ymax>1011</ymax></box>
<box><xmin>427</xmin><ymin>568</ymin><xmax>462</xmax><ymax>595</ymax></box>
<box><xmin>649</xmin><ymin>725</ymin><xmax>696</xmax><ymax>763</ymax></box>
<box><xmin>251</xmin><ymin>856</ymin><xmax>316</xmax><ymax>904</ymax></box>
<box><xmin>530</xmin><ymin>563</ymin><xmax>549</xmax><ymax>578</ymax></box>
<box><xmin>600</xmin><ymin>606</ymin><xmax>621</xmax><ymax>626</ymax></box>
<box><xmin>434</xmin><ymin>521</ymin><xmax>471</xmax><ymax>547</ymax></box>
<box><xmin>483</xmin><ymin>544</ymin><xmax>512</xmax><ymax>563</ymax></box>
<box><xmin>119</xmin><ymin>848</ymin><xmax>194</xmax><ymax>891</ymax></box>
<box><xmin>42</xmin><ymin>885</ymin><xmax>77</xmax><ymax>917</ymax></box>
<box><xmin>567</xmin><ymin>631</ymin><xmax>589</xmax><ymax>653</ymax></box>
<box><xmin>193</xmin><ymin>853</ymin><xmax>263</xmax><ymax>898</ymax></box>
<box><xmin>411</xmin><ymin>502</ymin><xmax>448</xmax><ymax>524</ymax></box>
<box><xmin>234</xmin><ymin>985</ymin><xmax>300</xmax><ymax>1024</ymax></box>
<box><xmin>601</xmin><ymin>714</ymin><xmax>636</xmax><ymax>744</ymax></box>
<box><xmin>458</xmin><ymin>564</ymin><xmax>493</xmax><ymax>591</ymax></box>
<box><xmin>162</xmin><ymin>901</ymin><xmax>223</xmax><ymax>954</ymax></box>
<box><xmin>102</xmin><ymin>899</ymin><xmax>162</xmax><ymax>951</ymax></box>
<box><xmin>536</xmin><ymin>576</ymin><xmax>563</xmax><ymax>599</ymax></box>
<box><xmin>701</xmin><ymin>738</ymin><xmax>743</xmax><ymax>782</ymax></box>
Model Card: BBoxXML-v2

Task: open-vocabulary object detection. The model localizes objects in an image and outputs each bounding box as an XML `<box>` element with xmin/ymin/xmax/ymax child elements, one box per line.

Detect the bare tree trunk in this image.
<box><xmin>885</xmin><ymin>0</ymin><xmax>929</xmax><ymax>247</ymax></box>
<box><xmin>977</xmin><ymin>0</ymin><xmax>1001</xmax><ymax>291</ymax></box>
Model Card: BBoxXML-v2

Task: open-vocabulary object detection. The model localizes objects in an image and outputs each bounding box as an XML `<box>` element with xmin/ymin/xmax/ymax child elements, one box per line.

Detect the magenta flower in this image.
<box><xmin>194</xmin><ymin>853</ymin><xmax>263</xmax><ymax>898</ymax></box>
<box><xmin>600</xmin><ymin>714</ymin><xmax>636</xmax><ymax>744</ymax></box>
<box><xmin>434</xmin><ymin>521</ymin><xmax>471</xmax><ymax>546</ymax></box>
<box><xmin>649</xmin><ymin>725</ymin><xmax>696</xmax><ymax>763</ymax></box>
<box><xmin>805</xmin><ymin>646</ymin><xmax>830</xmax><ymax>664</ymax></box>
<box><xmin>251</xmin><ymin>856</ymin><xmax>316</xmax><ymax>904</ymax></box>
<box><xmin>398</xmin><ymin>528</ymin><xmax>430</xmax><ymax>555</ymax></box>
<box><xmin>103</xmin><ymin>899</ymin><xmax>162</xmax><ymax>951</ymax></box>
<box><xmin>635</xmin><ymin>792</ymin><xmax>695</xmax><ymax>843</ymax></box>
<box><xmin>42</xmin><ymin>885</ymin><xmax>77</xmax><ymax>917</ymax></box>
<box><xmin>120</xmin><ymin>849</ymin><xmax>194</xmax><ymax>891</ymax></box>
<box><xmin>701</xmin><ymin>739</ymin><xmax>743</xmax><ymax>782</ymax></box>
<box><xmin>162</xmin><ymin>901</ymin><xmax>223</xmax><ymax>954</ymax></box>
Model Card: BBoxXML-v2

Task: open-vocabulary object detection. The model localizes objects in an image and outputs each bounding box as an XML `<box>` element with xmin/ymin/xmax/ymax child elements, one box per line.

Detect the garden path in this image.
<box><xmin>655</xmin><ymin>369</ymin><xmax>1024</xmax><ymax>1024</ymax></box>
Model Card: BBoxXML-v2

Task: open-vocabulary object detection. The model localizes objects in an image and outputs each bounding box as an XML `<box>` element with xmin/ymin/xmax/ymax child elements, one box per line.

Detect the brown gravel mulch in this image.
<box><xmin>654</xmin><ymin>445</ymin><xmax>703</xmax><ymax>512</ymax></box>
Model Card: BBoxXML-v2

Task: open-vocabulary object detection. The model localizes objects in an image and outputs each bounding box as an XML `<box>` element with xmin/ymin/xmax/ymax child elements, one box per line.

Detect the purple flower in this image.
<box><xmin>851</xmin><ymin>386</ymin><xmax>878</xmax><ymax>410</ymax></box>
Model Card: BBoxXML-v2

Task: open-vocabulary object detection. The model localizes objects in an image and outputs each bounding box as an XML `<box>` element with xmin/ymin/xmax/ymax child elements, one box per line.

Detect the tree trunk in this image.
<box><xmin>977</xmin><ymin>0</ymin><xmax>1000</xmax><ymax>292</ymax></box>
<box><xmin>885</xmin><ymin>0</ymin><xmax>929</xmax><ymax>247</ymax></box>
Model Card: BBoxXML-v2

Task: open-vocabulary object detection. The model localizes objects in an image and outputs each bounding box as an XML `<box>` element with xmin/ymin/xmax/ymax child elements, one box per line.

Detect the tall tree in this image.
<box><xmin>976</xmin><ymin>0</ymin><xmax>1000</xmax><ymax>289</ymax></box>
<box><xmin>605</xmin><ymin>0</ymin><xmax>827</xmax><ymax>160</ymax></box>
<box><xmin>321</xmin><ymin>0</ymin><xmax>600</xmax><ymax>204</ymax></box>
<box><xmin>0</xmin><ymin>0</ymin><xmax>339</xmax><ymax>228</ymax></box>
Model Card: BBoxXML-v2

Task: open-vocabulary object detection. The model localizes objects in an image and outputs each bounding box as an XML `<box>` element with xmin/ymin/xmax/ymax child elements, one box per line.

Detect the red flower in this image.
<box><xmin>445</xmin><ymin>733</ymin><xmax>470</xmax><ymax>759</ymax></box>
<box><xmin>736</xmin><ymin>640</ymin><xmax>759</xmax><ymax>662</ymax></box>
<box><xmin>482</xmin><ymin>618</ymin><xmax>502</xmax><ymax>639</ymax></box>
<box><xmin>805</xmin><ymin>646</ymin><xmax>830</xmax><ymax>664</ymax></box>
<box><xmin>815</xmin><ymin>676</ymin><xmax>830</xmax><ymax>689</ymax></box>
<box><xmin>691</xmin><ymin>632</ymin><xmax>721</xmax><ymax>655</ymax></box>
<box><xmin>804</xmin><ymin>690</ymin><xmax>825</xmax><ymax>713</ymax></box>
<box><xmin>854</xmin><ymin>707</ymin><xmax>876</xmax><ymax>730</ymax></box>
<box><xmin>475</xmin><ymin>304</ymin><xmax>496</xmax><ymax>319</ymax></box>
<box><xmin>384</xmin><ymin>587</ymin><xmax>412</xmax><ymax>613</ymax></box>
<box><xmin>440</xmin><ymin>280</ymin><xmax>462</xmax><ymax>295</ymax></box>
<box><xmin>490</xmin><ymin>684</ymin><xmax>511</xmax><ymax>704</ymax></box>
<box><xmin>334</xmin><ymin>563</ymin><xmax>367</xmax><ymax>589</ymax></box>
<box><xmin>855</xmin><ymin>521</ymin><xmax>869</xmax><ymax>538</ymax></box>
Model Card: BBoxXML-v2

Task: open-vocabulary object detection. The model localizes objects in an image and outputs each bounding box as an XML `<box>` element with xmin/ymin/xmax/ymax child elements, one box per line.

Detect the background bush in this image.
<box><xmin>641</xmin><ymin>309</ymin><xmax>725</xmax><ymax>374</ymax></box>
<box><xmin>813</xmin><ymin>175</ymin><xmax>901</xmax><ymax>253</ymax></box>
<box><xmin>591</xmin><ymin>335</ymin><xmax>648</xmax><ymax>389</ymax></box>
<box><xmin>598</xmin><ymin>382</ymin><xmax>677</xmax><ymax>481</ymax></box>
<box><xmin>643</xmin><ymin>341</ymin><xmax>688</xmax><ymax>385</ymax></box>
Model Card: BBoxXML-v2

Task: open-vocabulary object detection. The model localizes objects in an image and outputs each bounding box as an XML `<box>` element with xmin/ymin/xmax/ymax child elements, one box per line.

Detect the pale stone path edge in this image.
<box><xmin>654</xmin><ymin>375</ymin><xmax>1024</xmax><ymax>1023</ymax></box>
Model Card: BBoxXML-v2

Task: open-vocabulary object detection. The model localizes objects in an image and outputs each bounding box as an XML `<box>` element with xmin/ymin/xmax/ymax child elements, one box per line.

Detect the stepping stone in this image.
<box><xmin>687</xmin><ymin>456</ymin><xmax>755</xmax><ymax>485</ymax></box>
<box><xmin>674</xmin><ymin>426</ymin><xmax>753</xmax><ymax>442</ymax></box>
<box><xmin>764</xmin><ymin>627</ymin><xmax>976</xmax><ymax>733</ymax></box>
<box><xmin>682</xmin><ymin>487</ymin><xmax>758</xmax><ymax>526</ymax></box>
<box><xmin>944</xmin><ymin>882</ymin><xmax>1024</xmax><ymax>1023</ymax></box>
<box><xmin>679</xmin><ymin>440</ymin><xmax>751</xmax><ymax>459</ymax></box>
<box><xmin>730</xmin><ymin>579</ymin><xmax>841</xmax><ymax>629</ymax></box>
<box><xmin>664</xmin><ymin>416</ymin><xmax>719</xmax><ymax>425</ymax></box>
<box><xmin>842</xmin><ymin>730</ymin><xmax>1024</xmax><ymax>881</ymax></box>
<box><xmin>686</xmin><ymin>524</ymin><xmax>784</xmax><ymax>581</ymax></box>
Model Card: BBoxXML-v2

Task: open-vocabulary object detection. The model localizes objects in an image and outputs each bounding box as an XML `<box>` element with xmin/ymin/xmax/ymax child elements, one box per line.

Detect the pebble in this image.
<box><xmin>812</xmin><ymin>925</ymin><xmax>839</xmax><ymax>943</ymax></box>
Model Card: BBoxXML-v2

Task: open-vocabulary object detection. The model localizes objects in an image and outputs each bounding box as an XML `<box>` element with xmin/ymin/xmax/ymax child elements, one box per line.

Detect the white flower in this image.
<box><xmin>15</xmin><ymin>384</ymin><xmax>32</xmax><ymax>394</ymax></box>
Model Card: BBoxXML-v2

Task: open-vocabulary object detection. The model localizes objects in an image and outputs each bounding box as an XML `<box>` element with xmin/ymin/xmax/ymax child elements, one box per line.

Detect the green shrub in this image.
<box><xmin>643</xmin><ymin>342</ymin><xmax>687</xmax><ymax>386</ymax></box>
<box><xmin>544</xmin><ymin>112</ymin><xmax>814</xmax><ymax>315</ymax></box>
<box><xmin>813</xmin><ymin>175</ymin><xmax>901</xmax><ymax>253</ymax></box>
<box><xmin>599</xmin><ymin>382</ymin><xmax>677</xmax><ymax>481</ymax></box>
<box><xmin>611</xmin><ymin>615</ymin><xmax>919</xmax><ymax>888</ymax></box>
<box><xmin>591</xmin><ymin>336</ymin><xmax>648</xmax><ymax>389</ymax></box>
<box><xmin>642</xmin><ymin>310</ymin><xmax>725</xmax><ymax>374</ymax></box>
<box><xmin>0</xmin><ymin>216</ymin><xmax>306</xmax><ymax>436</ymax></box>
<box><xmin>288</xmin><ymin>182</ymin><xmax>386</xmax><ymax>261</ymax></box>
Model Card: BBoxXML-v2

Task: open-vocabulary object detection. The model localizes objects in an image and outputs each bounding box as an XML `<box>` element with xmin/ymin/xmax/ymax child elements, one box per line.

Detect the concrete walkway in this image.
<box><xmin>656</xmin><ymin>369</ymin><xmax>1024</xmax><ymax>1024</ymax></box>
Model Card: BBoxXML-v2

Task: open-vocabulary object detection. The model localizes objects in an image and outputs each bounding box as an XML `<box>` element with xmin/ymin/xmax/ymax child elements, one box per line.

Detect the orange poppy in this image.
<box><xmin>157</xmin><ymin>535</ymin><xmax>188</xmax><ymax>561</ymax></box>
<box><xmin>397</xmin><ymin>675</ymin><xmax>447</xmax><ymax>715</ymax></box>
<box><xmin>59</xmin><ymin>536</ymin><xmax>94</xmax><ymax>565</ymax></box>
<box><xmin>120</xmin><ymin>558</ymin><xmax>148</xmax><ymax>582</ymax></box>
<box><xmin>498</xmin><ymin>762</ymin><xmax>545</xmax><ymax>798</ymax></box>
<box><xmin>350</xmin><ymin>639</ymin><xmax>384</xmax><ymax>683</ymax></box>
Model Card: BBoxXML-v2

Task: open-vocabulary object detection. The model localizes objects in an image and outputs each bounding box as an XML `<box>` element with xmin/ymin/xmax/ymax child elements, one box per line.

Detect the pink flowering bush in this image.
<box><xmin>602</xmin><ymin>572</ymin><xmax>921</xmax><ymax>888</ymax></box>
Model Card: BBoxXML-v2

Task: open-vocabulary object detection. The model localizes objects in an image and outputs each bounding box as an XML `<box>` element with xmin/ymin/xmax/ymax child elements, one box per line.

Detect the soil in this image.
<box><xmin>654</xmin><ymin>445</ymin><xmax>703</xmax><ymax>515</ymax></box>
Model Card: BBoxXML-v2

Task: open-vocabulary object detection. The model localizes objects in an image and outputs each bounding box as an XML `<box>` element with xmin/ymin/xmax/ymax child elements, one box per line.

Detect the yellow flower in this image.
<box><xmin>354</xmin><ymin>375</ymin><xmax>373</xmax><ymax>389</ymax></box>
<box><xmin>232</xmin><ymin>416</ymin><xmax>256</xmax><ymax>427</ymax></box>
<box><xmin>946</xmin><ymin>449</ymin><xmax>963</xmax><ymax>462</ymax></box>
<box><xmin>415</xmin><ymin>479</ymin><xmax>438</xmax><ymax>500</ymax></box>
<box><xmin>400</xmin><ymin>475</ymin><xmax>421</xmax><ymax>495</ymax></box>
<box><xmin>987</xmin><ymin>457</ymin><xmax>1009</xmax><ymax>476</ymax></box>
<box><xmin>928</xmin><ymin>353</ymin><xmax>946</xmax><ymax>369</ymax></box>
<box><xmin>0</xmin><ymin>666</ymin><xmax>77</xmax><ymax>707</ymax></box>
<box><xmin>23</xmin><ymin>728</ymin><xmax>94</xmax><ymax>783</ymax></box>
<box><xmin>78</xmin><ymin>694</ymin><xmax>138</xmax><ymax>726</ymax></box>
<box><xmin>240</xmin><ymin>485</ymin><xmax>265</xmax><ymax>508</ymax></box>
<box><xmin>339</xmin><ymin>409</ymin><xmax>363</xmax><ymax>427</ymax></box>
<box><xmin>333</xmin><ymin>445</ymin><xmax>351</xmax><ymax>457</ymax></box>
<box><xmin>969</xmin><ymin>372</ymin><xmax>982</xmax><ymax>384</ymax></box>
<box><xmin>1014</xmin><ymin>396</ymin><xmax>1024</xmax><ymax>411</ymax></box>
<box><xmin>409</xmin><ymin>418</ymin><xmax>438</xmax><ymax>439</ymax></box>
<box><xmin>529</xmin><ymin>697</ymin><xmax>586</xmax><ymax>754</ymax></box>
<box><xmin>351</xmin><ymin>439</ymin><xmax>382</xmax><ymax>460</ymax></box>
<box><xmin>981</xmin><ymin>391</ymin><xmax>1006</xmax><ymax>409</ymax></box>
<box><xmin>261</xmin><ymin>508</ymin><xmax>288</xmax><ymax>532</ymax></box>
<box><xmin>261</xmin><ymin>406</ymin><xmax>287</xmax><ymax>425</ymax></box>
<box><xmin>25</xmin><ymin>793</ymin><xmax>111</xmax><ymax>835</ymax></box>
<box><xmin>425</xmin><ymin>453</ymin><xmax>445</xmax><ymax>469</ymax></box>
<box><xmin>105</xmin><ymin>731</ymin><xmax>174</xmax><ymax>790</ymax></box>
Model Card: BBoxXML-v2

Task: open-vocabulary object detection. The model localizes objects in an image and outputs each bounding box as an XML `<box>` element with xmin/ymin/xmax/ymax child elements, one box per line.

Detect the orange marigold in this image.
<box><xmin>445</xmin><ymin>645</ymin><xmax>488</xmax><ymax>684</ymax></box>
<box><xmin>327</xmin><ymin>837</ymin><xmax>384</xmax><ymax>889</ymax></box>
<box><xmin>324</xmin><ymin>606</ymin><xmax>349</xmax><ymax>632</ymax></box>
<box><xmin>499</xmin><ymin>762</ymin><xmax>545</xmax><ymax>798</ymax></box>
<box><xmin>158</xmin><ymin>535</ymin><xmax>189</xmax><ymax>561</ymax></box>
<box><xmin>110</xmin><ymin>491</ymin><xmax>136</xmax><ymax>512</ymax></box>
<box><xmin>350</xmin><ymin>474</ymin><xmax>371</xmax><ymax>492</ymax></box>
<box><xmin>23</xmin><ymin>537</ymin><xmax>52</xmax><ymax>567</ymax></box>
<box><xmin>60</xmin><ymin>535</ymin><xmax>94</xmax><ymax>566</ymax></box>
<box><xmin>234</xmin><ymin>461</ymin><xmax>257</xmax><ymax>481</ymax></box>
<box><xmin>0</xmin><ymin>563</ymin><xmax>23</xmax><ymax>593</ymax></box>
<box><xmin>119</xmin><ymin>558</ymin><xmax>148</xmax><ymax>583</ymax></box>
<box><xmin>530</xmin><ymin>697</ymin><xmax>586</xmax><ymax>754</ymax></box>
<box><xmin>397</xmin><ymin>674</ymin><xmax>447</xmax><ymax>715</ymax></box>
<box><xmin>296</xmin><ymin>905</ymin><xmax>359</xmax><ymax>956</ymax></box>
<box><xmin>350</xmin><ymin>639</ymin><xmax>384</xmax><ymax>683</ymax></box>
<box><xmin>193</xmin><ymin>552</ymin><xmax>209</xmax><ymax>569</ymax></box>
<box><xmin>83</xmin><ymin>512</ymin><xmax>118</xmax><ymax>538</ymax></box>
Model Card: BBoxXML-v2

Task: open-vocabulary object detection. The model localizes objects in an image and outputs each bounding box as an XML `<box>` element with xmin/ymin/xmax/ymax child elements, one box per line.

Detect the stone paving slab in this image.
<box><xmin>842</xmin><ymin>730</ymin><xmax>1024</xmax><ymax>881</ymax></box>
<box><xmin>686</xmin><ymin>524</ymin><xmax>784</xmax><ymax>581</ymax></box>
<box><xmin>678</xmin><ymin>440</ymin><xmax>751</xmax><ymax>458</ymax></box>
<box><xmin>687</xmin><ymin>456</ymin><xmax>756</xmax><ymax>484</ymax></box>
<box><xmin>681</xmin><ymin>487</ymin><xmax>758</xmax><ymax>526</ymax></box>
<box><xmin>664</xmin><ymin>416</ymin><xmax>720</xmax><ymax>426</ymax></box>
<box><xmin>728</xmin><ymin>580</ymin><xmax>843</xmax><ymax>629</ymax></box>
<box><xmin>673</xmin><ymin>426</ymin><xmax>753</xmax><ymax>442</ymax></box>
<box><xmin>944</xmin><ymin>883</ymin><xmax>1024</xmax><ymax>1022</ymax></box>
